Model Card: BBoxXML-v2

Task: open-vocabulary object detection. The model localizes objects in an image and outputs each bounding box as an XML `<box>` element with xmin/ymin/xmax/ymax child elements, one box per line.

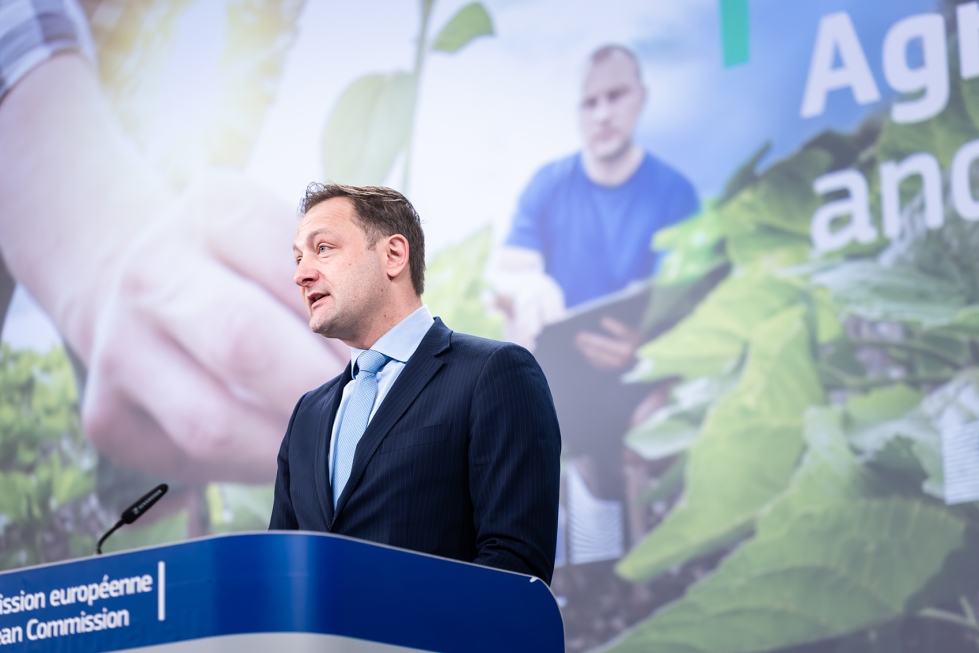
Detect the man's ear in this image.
<box><xmin>382</xmin><ymin>234</ymin><xmax>411</xmax><ymax>281</ymax></box>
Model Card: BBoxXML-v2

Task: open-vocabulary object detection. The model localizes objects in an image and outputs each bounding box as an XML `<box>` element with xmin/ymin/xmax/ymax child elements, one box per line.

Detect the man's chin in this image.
<box><xmin>592</xmin><ymin>141</ymin><xmax>630</xmax><ymax>162</ymax></box>
<box><xmin>308</xmin><ymin>313</ymin><xmax>336</xmax><ymax>338</ymax></box>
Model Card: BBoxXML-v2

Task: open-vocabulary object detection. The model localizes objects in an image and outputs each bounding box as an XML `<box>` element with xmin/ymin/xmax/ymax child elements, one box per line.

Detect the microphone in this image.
<box><xmin>95</xmin><ymin>484</ymin><xmax>169</xmax><ymax>555</ymax></box>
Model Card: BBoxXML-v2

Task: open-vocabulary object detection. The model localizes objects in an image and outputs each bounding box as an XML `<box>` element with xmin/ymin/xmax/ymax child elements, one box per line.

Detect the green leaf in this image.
<box><xmin>846</xmin><ymin>371</ymin><xmax>979</xmax><ymax>500</ymax></box>
<box><xmin>430</xmin><ymin>3</ymin><xmax>493</xmax><ymax>53</ymax></box>
<box><xmin>722</xmin><ymin>147</ymin><xmax>831</xmax><ymax>238</ymax></box>
<box><xmin>934</xmin><ymin>305</ymin><xmax>979</xmax><ymax>338</ymax></box>
<box><xmin>843</xmin><ymin>385</ymin><xmax>940</xmax><ymax>496</ymax></box>
<box><xmin>606</xmin><ymin>408</ymin><xmax>966</xmax><ymax>653</ymax></box>
<box><xmin>811</xmin><ymin>261</ymin><xmax>969</xmax><ymax>328</ymax></box>
<box><xmin>627</xmin><ymin>269</ymin><xmax>802</xmax><ymax>382</ymax></box>
<box><xmin>422</xmin><ymin>226</ymin><xmax>503</xmax><ymax>340</ymax></box>
<box><xmin>321</xmin><ymin>72</ymin><xmax>417</xmax><ymax>185</ymax></box>
<box><xmin>625</xmin><ymin>373</ymin><xmax>738</xmax><ymax>460</ymax></box>
<box><xmin>653</xmin><ymin>201</ymin><xmax>728</xmax><ymax>287</ymax></box>
<box><xmin>845</xmin><ymin>384</ymin><xmax>923</xmax><ymax>431</ymax></box>
<box><xmin>726</xmin><ymin>226</ymin><xmax>812</xmax><ymax>269</ymax></box>
<box><xmin>618</xmin><ymin>306</ymin><xmax>824</xmax><ymax>582</ymax></box>
<box><xmin>718</xmin><ymin>146</ymin><xmax>836</xmax><ymax>269</ymax></box>
<box><xmin>812</xmin><ymin>287</ymin><xmax>844</xmax><ymax>344</ymax></box>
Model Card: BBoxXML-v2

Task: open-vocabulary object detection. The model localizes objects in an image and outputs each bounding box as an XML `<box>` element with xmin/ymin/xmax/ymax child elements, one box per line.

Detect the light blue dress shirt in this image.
<box><xmin>328</xmin><ymin>305</ymin><xmax>435</xmax><ymax>470</ymax></box>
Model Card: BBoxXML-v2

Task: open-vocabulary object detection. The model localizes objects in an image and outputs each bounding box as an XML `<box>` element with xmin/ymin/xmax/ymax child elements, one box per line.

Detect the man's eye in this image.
<box><xmin>318</xmin><ymin>244</ymin><xmax>328</xmax><ymax>253</ymax></box>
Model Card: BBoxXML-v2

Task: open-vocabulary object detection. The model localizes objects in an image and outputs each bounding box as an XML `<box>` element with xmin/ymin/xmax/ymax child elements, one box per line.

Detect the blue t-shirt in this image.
<box><xmin>505</xmin><ymin>152</ymin><xmax>699</xmax><ymax>308</ymax></box>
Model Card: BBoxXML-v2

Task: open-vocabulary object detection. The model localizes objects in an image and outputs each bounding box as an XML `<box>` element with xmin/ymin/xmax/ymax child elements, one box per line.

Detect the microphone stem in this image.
<box><xmin>96</xmin><ymin>519</ymin><xmax>124</xmax><ymax>555</ymax></box>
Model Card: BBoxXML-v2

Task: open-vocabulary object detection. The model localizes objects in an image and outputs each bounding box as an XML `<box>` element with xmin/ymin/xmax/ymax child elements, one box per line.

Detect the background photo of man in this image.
<box><xmin>488</xmin><ymin>44</ymin><xmax>699</xmax><ymax>564</ymax></box>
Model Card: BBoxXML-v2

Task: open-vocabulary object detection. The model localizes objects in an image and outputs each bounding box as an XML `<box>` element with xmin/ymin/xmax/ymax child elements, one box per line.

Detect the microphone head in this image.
<box><xmin>120</xmin><ymin>484</ymin><xmax>169</xmax><ymax>525</ymax></box>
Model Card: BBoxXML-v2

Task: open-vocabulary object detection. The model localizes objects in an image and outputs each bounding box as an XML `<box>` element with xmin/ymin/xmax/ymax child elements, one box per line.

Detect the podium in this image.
<box><xmin>0</xmin><ymin>532</ymin><xmax>564</xmax><ymax>652</ymax></box>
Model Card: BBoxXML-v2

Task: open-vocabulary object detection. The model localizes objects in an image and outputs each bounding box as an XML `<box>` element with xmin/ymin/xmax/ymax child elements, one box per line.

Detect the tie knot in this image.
<box><xmin>355</xmin><ymin>350</ymin><xmax>389</xmax><ymax>377</ymax></box>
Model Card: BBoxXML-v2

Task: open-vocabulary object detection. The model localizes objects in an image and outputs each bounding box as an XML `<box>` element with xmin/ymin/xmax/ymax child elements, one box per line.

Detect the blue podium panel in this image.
<box><xmin>0</xmin><ymin>532</ymin><xmax>564</xmax><ymax>652</ymax></box>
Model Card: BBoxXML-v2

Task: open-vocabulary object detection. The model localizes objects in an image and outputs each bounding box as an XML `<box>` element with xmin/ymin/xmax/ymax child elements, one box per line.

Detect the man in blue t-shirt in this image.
<box><xmin>487</xmin><ymin>45</ymin><xmax>699</xmax><ymax>554</ymax></box>
<box><xmin>488</xmin><ymin>44</ymin><xmax>698</xmax><ymax>369</ymax></box>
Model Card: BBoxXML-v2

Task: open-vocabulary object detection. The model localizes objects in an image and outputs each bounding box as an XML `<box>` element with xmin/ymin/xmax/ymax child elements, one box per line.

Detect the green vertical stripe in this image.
<box><xmin>720</xmin><ymin>0</ymin><xmax>750</xmax><ymax>67</ymax></box>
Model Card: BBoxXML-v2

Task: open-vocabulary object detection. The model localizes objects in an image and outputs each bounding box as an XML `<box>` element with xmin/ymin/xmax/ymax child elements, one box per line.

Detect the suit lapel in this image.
<box><xmin>333</xmin><ymin>319</ymin><xmax>452</xmax><ymax>518</ymax></box>
<box><xmin>314</xmin><ymin>364</ymin><xmax>351</xmax><ymax>529</ymax></box>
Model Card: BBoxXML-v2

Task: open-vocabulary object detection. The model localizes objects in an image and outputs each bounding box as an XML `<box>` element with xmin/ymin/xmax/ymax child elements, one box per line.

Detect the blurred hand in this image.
<box><xmin>574</xmin><ymin>317</ymin><xmax>641</xmax><ymax>371</ymax></box>
<box><xmin>0</xmin><ymin>55</ymin><xmax>344</xmax><ymax>483</ymax></box>
<box><xmin>82</xmin><ymin>172</ymin><xmax>345</xmax><ymax>483</ymax></box>
<box><xmin>485</xmin><ymin>246</ymin><xmax>565</xmax><ymax>350</ymax></box>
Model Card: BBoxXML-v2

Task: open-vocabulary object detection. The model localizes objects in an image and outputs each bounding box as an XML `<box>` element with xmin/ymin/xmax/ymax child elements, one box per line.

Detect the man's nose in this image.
<box><xmin>294</xmin><ymin>258</ymin><xmax>317</xmax><ymax>287</ymax></box>
<box><xmin>593</xmin><ymin>98</ymin><xmax>611</xmax><ymax>122</ymax></box>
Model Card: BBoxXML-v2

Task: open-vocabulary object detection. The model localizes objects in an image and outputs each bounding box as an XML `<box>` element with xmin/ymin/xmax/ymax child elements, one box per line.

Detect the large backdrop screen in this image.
<box><xmin>1</xmin><ymin>0</ymin><xmax>978</xmax><ymax>651</ymax></box>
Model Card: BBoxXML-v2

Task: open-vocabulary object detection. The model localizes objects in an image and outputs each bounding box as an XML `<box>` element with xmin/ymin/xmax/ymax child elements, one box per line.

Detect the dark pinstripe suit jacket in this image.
<box><xmin>269</xmin><ymin>318</ymin><xmax>561</xmax><ymax>583</ymax></box>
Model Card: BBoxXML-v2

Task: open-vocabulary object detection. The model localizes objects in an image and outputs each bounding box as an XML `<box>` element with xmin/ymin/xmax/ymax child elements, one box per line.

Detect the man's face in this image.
<box><xmin>579</xmin><ymin>52</ymin><xmax>646</xmax><ymax>161</ymax></box>
<box><xmin>293</xmin><ymin>197</ymin><xmax>385</xmax><ymax>342</ymax></box>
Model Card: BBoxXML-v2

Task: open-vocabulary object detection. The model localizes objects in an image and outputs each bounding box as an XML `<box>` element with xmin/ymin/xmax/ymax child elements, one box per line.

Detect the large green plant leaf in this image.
<box><xmin>811</xmin><ymin>260</ymin><xmax>969</xmax><ymax>328</ymax></box>
<box><xmin>606</xmin><ymin>407</ymin><xmax>966</xmax><ymax>653</ymax></box>
<box><xmin>422</xmin><ymin>226</ymin><xmax>503</xmax><ymax>340</ymax></box>
<box><xmin>627</xmin><ymin>269</ymin><xmax>802</xmax><ymax>383</ymax></box>
<box><xmin>726</xmin><ymin>226</ymin><xmax>812</xmax><ymax>269</ymax></box>
<box><xmin>321</xmin><ymin>72</ymin><xmax>417</xmax><ymax>185</ymax></box>
<box><xmin>845</xmin><ymin>384</ymin><xmax>923</xmax><ymax>430</ymax></box>
<box><xmin>843</xmin><ymin>384</ymin><xmax>941</xmax><ymax>496</ymax></box>
<box><xmin>654</xmin><ymin>201</ymin><xmax>728</xmax><ymax>287</ymax></box>
<box><xmin>720</xmin><ymin>147</ymin><xmax>832</xmax><ymax>268</ymax></box>
<box><xmin>625</xmin><ymin>373</ymin><xmax>739</xmax><ymax>461</ymax></box>
<box><xmin>811</xmin><ymin>287</ymin><xmax>844</xmax><ymax>344</ymax></box>
<box><xmin>849</xmin><ymin>370</ymin><xmax>979</xmax><ymax>499</ymax></box>
<box><xmin>618</xmin><ymin>306</ymin><xmax>824</xmax><ymax>582</ymax></box>
<box><xmin>722</xmin><ymin>148</ymin><xmax>831</xmax><ymax>238</ymax></box>
<box><xmin>430</xmin><ymin>3</ymin><xmax>493</xmax><ymax>53</ymax></box>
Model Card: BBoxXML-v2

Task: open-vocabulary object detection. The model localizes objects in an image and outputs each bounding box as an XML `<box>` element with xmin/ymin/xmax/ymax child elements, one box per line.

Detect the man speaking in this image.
<box><xmin>269</xmin><ymin>183</ymin><xmax>561</xmax><ymax>583</ymax></box>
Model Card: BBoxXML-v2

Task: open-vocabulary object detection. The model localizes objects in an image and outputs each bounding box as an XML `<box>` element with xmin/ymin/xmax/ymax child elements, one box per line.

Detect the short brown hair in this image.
<box><xmin>588</xmin><ymin>44</ymin><xmax>642</xmax><ymax>81</ymax></box>
<box><xmin>300</xmin><ymin>183</ymin><xmax>426</xmax><ymax>295</ymax></box>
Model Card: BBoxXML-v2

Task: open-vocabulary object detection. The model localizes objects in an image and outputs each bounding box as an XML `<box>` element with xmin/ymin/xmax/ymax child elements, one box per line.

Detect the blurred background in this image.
<box><xmin>2</xmin><ymin>0</ymin><xmax>979</xmax><ymax>651</ymax></box>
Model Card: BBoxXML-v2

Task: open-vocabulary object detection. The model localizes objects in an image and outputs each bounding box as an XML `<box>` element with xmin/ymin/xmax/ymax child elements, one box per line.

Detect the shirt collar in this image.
<box><xmin>348</xmin><ymin>305</ymin><xmax>435</xmax><ymax>368</ymax></box>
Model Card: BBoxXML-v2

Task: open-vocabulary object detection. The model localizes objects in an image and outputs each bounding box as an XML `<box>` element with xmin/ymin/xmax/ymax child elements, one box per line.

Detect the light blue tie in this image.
<box><xmin>332</xmin><ymin>349</ymin><xmax>390</xmax><ymax>507</ymax></box>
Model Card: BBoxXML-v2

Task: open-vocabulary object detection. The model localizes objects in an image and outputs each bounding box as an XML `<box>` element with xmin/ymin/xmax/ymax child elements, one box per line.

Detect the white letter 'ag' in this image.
<box><xmin>801</xmin><ymin>12</ymin><xmax>881</xmax><ymax>118</ymax></box>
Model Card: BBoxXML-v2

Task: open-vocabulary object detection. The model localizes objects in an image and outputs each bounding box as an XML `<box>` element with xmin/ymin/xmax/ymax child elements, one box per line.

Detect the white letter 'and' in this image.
<box><xmin>803</xmin><ymin>3</ymin><xmax>979</xmax><ymax>252</ymax></box>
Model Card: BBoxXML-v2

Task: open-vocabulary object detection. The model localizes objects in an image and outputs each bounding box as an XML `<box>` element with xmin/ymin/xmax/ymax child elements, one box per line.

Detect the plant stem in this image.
<box><xmin>401</xmin><ymin>0</ymin><xmax>435</xmax><ymax>193</ymax></box>
<box><xmin>823</xmin><ymin>372</ymin><xmax>956</xmax><ymax>391</ymax></box>
<box><xmin>849</xmin><ymin>337</ymin><xmax>963</xmax><ymax>369</ymax></box>
<box><xmin>918</xmin><ymin>604</ymin><xmax>979</xmax><ymax>633</ymax></box>
<box><xmin>962</xmin><ymin>596</ymin><xmax>978</xmax><ymax>628</ymax></box>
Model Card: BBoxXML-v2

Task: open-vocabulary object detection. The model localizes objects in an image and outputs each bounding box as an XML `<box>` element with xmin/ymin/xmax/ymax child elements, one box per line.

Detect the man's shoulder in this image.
<box><xmin>641</xmin><ymin>151</ymin><xmax>696</xmax><ymax>192</ymax></box>
<box><xmin>446</xmin><ymin>330</ymin><xmax>512</xmax><ymax>356</ymax></box>
<box><xmin>443</xmin><ymin>330</ymin><xmax>538</xmax><ymax>372</ymax></box>
<box><xmin>524</xmin><ymin>152</ymin><xmax>582</xmax><ymax>194</ymax></box>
